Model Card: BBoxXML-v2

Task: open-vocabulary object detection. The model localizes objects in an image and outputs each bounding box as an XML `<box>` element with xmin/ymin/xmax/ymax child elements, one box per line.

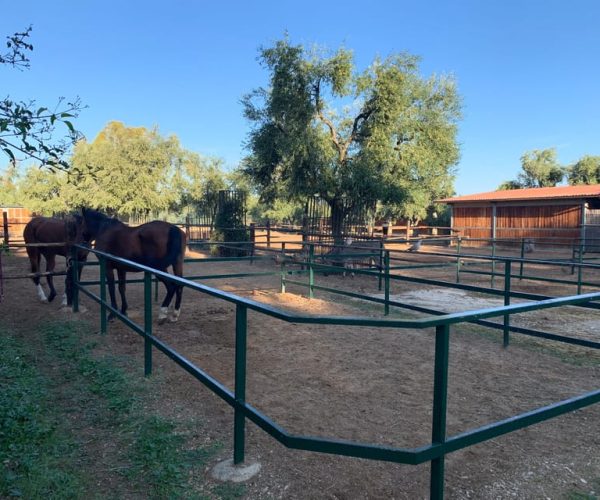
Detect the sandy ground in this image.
<box><xmin>1</xmin><ymin>245</ymin><xmax>599</xmax><ymax>499</ymax></box>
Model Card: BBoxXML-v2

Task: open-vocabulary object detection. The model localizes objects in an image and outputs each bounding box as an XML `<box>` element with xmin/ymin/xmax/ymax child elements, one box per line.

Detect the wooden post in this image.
<box><xmin>2</xmin><ymin>211</ymin><xmax>9</xmax><ymax>247</ymax></box>
<box><xmin>249</xmin><ymin>223</ymin><xmax>256</xmax><ymax>261</ymax></box>
<box><xmin>266</xmin><ymin>219</ymin><xmax>271</xmax><ymax>248</ymax></box>
<box><xmin>382</xmin><ymin>222</ymin><xmax>389</xmax><ymax>238</ymax></box>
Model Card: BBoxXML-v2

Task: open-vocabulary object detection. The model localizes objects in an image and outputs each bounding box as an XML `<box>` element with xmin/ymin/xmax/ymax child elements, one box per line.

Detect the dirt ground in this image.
<box><xmin>1</xmin><ymin>245</ymin><xmax>599</xmax><ymax>499</ymax></box>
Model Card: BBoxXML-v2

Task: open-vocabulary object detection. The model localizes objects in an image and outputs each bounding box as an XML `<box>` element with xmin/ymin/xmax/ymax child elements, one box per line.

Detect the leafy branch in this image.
<box><xmin>1</xmin><ymin>26</ymin><xmax>85</xmax><ymax>171</ymax></box>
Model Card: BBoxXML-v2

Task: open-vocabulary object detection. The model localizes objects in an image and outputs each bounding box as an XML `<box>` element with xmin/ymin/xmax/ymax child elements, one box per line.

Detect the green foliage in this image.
<box><xmin>251</xmin><ymin>198</ymin><xmax>305</xmax><ymax>225</ymax></box>
<box><xmin>499</xmin><ymin>148</ymin><xmax>565</xmax><ymax>189</ymax></box>
<box><xmin>1</xmin><ymin>27</ymin><xmax>84</xmax><ymax>171</ymax></box>
<box><xmin>211</xmin><ymin>196</ymin><xmax>250</xmax><ymax>256</ymax></box>
<box><xmin>0</xmin><ymin>332</ymin><xmax>86</xmax><ymax>498</ymax></box>
<box><xmin>242</xmin><ymin>37</ymin><xmax>461</xmax><ymax>230</ymax></box>
<box><xmin>0</xmin><ymin>163</ymin><xmax>20</xmax><ymax>205</ymax></box>
<box><xmin>67</xmin><ymin>121</ymin><xmax>227</xmax><ymax>218</ymax></box>
<box><xmin>568</xmin><ymin>155</ymin><xmax>600</xmax><ymax>185</ymax></box>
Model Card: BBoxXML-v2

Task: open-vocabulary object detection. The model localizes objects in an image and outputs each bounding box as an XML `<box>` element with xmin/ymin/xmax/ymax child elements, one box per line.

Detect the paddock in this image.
<box><xmin>1</xmin><ymin>242</ymin><xmax>599</xmax><ymax>499</ymax></box>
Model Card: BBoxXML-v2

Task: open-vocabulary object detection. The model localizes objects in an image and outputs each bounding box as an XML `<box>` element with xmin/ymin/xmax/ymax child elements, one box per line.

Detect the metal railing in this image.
<box><xmin>70</xmin><ymin>244</ymin><xmax>600</xmax><ymax>500</ymax></box>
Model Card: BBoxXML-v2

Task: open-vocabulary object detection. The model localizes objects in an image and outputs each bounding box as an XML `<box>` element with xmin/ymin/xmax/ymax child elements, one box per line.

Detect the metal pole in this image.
<box><xmin>144</xmin><ymin>271</ymin><xmax>153</xmax><ymax>376</ymax></box>
<box><xmin>384</xmin><ymin>251</ymin><xmax>390</xmax><ymax>316</ymax></box>
<box><xmin>280</xmin><ymin>242</ymin><xmax>286</xmax><ymax>294</ymax></box>
<box><xmin>309</xmin><ymin>243</ymin><xmax>315</xmax><ymax>299</ymax></box>
<box><xmin>491</xmin><ymin>239</ymin><xmax>496</xmax><ymax>288</ymax></box>
<box><xmin>100</xmin><ymin>256</ymin><xmax>107</xmax><ymax>335</ymax></box>
<box><xmin>577</xmin><ymin>245</ymin><xmax>583</xmax><ymax>294</ymax></box>
<box><xmin>430</xmin><ymin>324</ymin><xmax>450</xmax><ymax>500</ymax></box>
<box><xmin>503</xmin><ymin>261</ymin><xmax>511</xmax><ymax>348</ymax></box>
<box><xmin>71</xmin><ymin>245</ymin><xmax>79</xmax><ymax>313</ymax></box>
<box><xmin>378</xmin><ymin>239</ymin><xmax>384</xmax><ymax>291</ymax></box>
<box><xmin>519</xmin><ymin>238</ymin><xmax>525</xmax><ymax>280</ymax></box>
<box><xmin>233</xmin><ymin>304</ymin><xmax>248</xmax><ymax>464</ymax></box>
<box><xmin>455</xmin><ymin>237</ymin><xmax>461</xmax><ymax>284</ymax></box>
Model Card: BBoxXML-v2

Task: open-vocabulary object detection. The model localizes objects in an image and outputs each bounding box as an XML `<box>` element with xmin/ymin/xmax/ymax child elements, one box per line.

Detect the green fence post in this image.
<box><xmin>384</xmin><ymin>250</ymin><xmax>390</xmax><ymax>316</ymax></box>
<box><xmin>455</xmin><ymin>237</ymin><xmax>462</xmax><ymax>284</ymax></box>
<box><xmin>577</xmin><ymin>245</ymin><xmax>583</xmax><ymax>294</ymax></box>
<box><xmin>144</xmin><ymin>271</ymin><xmax>153</xmax><ymax>377</ymax></box>
<box><xmin>280</xmin><ymin>242</ymin><xmax>286</xmax><ymax>294</ymax></box>
<box><xmin>154</xmin><ymin>275</ymin><xmax>159</xmax><ymax>302</ymax></box>
<box><xmin>491</xmin><ymin>239</ymin><xmax>496</xmax><ymax>288</ymax></box>
<box><xmin>234</xmin><ymin>304</ymin><xmax>248</xmax><ymax>464</ymax></box>
<box><xmin>519</xmin><ymin>238</ymin><xmax>525</xmax><ymax>280</ymax></box>
<box><xmin>309</xmin><ymin>243</ymin><xmax>315</xmax><ymax>299</ymax></box>
<box><xmin>503</xmin><ymin>260</ymin><xmax>511</xmax><ymax>348</ymax></box>
<box><xmin>378</xmin><ymin>239</ymin><xmax>384</xmax><ymax>291</ymax></box>
<box><xmin>430</xmin><ymin>323</ymin><xmax>450</xmax><ymax>500</ymax></box>
<box><xmin>71</xmin><ymin>246</ymin><xmax>80</xmax><ymax>313</ymax></box>
<box><xmin>99</xmin><ymin>256</ymin><xmax>107</xmax><ymax>335</ymax></box>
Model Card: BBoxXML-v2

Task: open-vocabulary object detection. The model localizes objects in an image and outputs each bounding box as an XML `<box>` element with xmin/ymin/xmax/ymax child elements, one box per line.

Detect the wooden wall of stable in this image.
<box><xmin>451</xmin><ymin>203</ymin><xmax>582</xmax><ymax>244</ymax></box>
<box><xmin>1</xmin><ymin>206</ymin><xmax>33</xmax><ymax>241</ymax></box>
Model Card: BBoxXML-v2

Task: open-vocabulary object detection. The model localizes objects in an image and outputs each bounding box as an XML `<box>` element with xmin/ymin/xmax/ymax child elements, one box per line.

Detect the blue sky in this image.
<box><xmin>3</xmin><ymin>0</ymin><xmax>599</xmax><ymax>195</ymax></box>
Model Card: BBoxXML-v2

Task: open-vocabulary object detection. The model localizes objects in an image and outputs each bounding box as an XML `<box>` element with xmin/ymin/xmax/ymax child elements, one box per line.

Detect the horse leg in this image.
<box><xmin>169</xmin><ymin>259</ymin><xmax>184</xmax><ymax>322</ymax></box>
<box><xmin>158</xmin><ymin>274</ymin><xmax>177</xmax><ymax>324</ymax></box>
<box><xmin>117</xmin><ymin>269</ymin><xmax>128</xmax><ymax>316</ymax></box>
<box><xmin>45</xmin><ymin>253</ymin><xmax>57</xmax><ymax>303</ymax></box>
<box><xmin>106</xmin><ymin>268</ymin><xmax>118</xmax><ymax>321</ymax></box>
<box><xmin>28</xmin><ymin>248</ymin><xmax>47</xmax><ymax>302</ymax></box>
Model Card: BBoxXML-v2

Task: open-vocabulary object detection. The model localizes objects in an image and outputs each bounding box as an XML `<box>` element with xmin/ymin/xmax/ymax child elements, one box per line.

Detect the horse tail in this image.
<box><xmin>166</xmin><ymin>225</ymin><xmax>185</xmax><ymax>276</ymax></box>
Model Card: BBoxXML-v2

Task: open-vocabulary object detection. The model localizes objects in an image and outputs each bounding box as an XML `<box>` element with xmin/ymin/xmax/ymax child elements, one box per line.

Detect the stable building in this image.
<box><xmin>438</xmin><ymin>185</ymin><xmax>600</xmax><ymax>248</ymax></box>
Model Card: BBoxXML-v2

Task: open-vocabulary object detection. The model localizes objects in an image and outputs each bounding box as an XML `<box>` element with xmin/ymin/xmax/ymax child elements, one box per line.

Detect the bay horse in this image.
<box><xmin>81</xmin><ymin>208</ymin><xmax>186</xmax><ymax>323</ymax></box>
<box><xmin>23</xmin><ymin>215</ymin><xmax>89</xmax><ymax>305</ymax></box>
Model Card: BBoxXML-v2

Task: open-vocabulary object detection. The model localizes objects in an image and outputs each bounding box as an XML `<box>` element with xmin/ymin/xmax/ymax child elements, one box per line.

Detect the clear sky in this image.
<box><xmin>3</xmin><ymin>0</ymin><xmax>599</xmax><ymax>195</ymax></box>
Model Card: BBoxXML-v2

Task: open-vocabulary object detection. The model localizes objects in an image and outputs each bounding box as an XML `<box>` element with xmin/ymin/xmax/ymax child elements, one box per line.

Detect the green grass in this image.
<box><xmin>0</xmin><ymin>333</ymin><xmax>87</xmax><ymax>499</ymax></box>
<box><xmin>1</xmin><ymin>320</ymin><xmax>245</xmax><ymax>499</ymax></box>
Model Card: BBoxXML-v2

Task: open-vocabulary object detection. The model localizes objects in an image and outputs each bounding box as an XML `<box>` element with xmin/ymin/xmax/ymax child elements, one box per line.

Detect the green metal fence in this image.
<box><xmin>70</xmin><ymin>244</ymin><xmax>600</xmax><ymax>500</ymax></box>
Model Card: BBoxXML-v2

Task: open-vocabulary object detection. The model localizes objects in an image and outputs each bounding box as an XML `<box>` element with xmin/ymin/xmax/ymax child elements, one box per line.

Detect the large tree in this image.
<box><xmin>1</xmin><ymin>27</ymin><xmax>84</xmax><ymax>171</ymax></box>
<box><xmin>499</xmin><ymin>148</ymin><xmax>564</xmax><ymax>189</ymax></box>
<box><xmin>242</xmin><ymin>38</ymin><xmax>461</xmax><ymax>241</ymax></box>
<box><xmin>567</xmin><ymin>155</ymin><xmax>600</xmax><ymax>185</ymax></box>
<box><xmin>69</xmin><ymin>121</ymin><xmax>199</xmax><ymax>216</ymax></box>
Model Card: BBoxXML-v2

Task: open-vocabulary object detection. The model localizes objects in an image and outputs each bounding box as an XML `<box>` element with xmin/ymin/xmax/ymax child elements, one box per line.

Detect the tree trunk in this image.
<box><xmin>330</xmin><ymin>198</ymin><xmax>346</xmax><ymax>247</ymax></box>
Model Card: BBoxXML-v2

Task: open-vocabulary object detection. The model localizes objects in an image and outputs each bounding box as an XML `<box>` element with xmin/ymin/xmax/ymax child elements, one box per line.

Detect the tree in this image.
<box><xmin>69</xmin><ymin>122</ymin><xmax>189</xmax><ymax>216</ymax></box>
<box><xmin>242</xmin><ymin>37</ymin><xmax>461</xmax><ymax>241</ymax></box>
<box><xmin>0</xmin><ymin>163</ymin><xmax>20</xmax><ymax>205</ymax></box>
<box><xmin>567</xmin><ymin>155</ymin><xmax>600</xmax><ymax>185</ymax></box>
<box><xmin>498</xmin><ymin>148</ymin><xmax>564</xmax><ymax>189</ymax></box>
<box><xmin>1</xmin><ymin>27</ymin><xmax>84</xmax><ymax>171</ymax></box>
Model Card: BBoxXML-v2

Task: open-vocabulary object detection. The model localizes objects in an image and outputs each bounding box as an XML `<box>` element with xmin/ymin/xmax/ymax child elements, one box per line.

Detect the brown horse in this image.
<box><xmin>81</xmin><ymin>208</ymin><xmax>186</xmax><ymax>323</ymax></box>
<box><xmin>23</xmin><ymin>215</ymin><xmax>89</xmax><ymax>305</ymax></box>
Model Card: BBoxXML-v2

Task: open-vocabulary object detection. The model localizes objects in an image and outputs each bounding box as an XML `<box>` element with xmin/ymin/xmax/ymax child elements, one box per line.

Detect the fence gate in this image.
<box><xmin>304</xmin><ymin>196</ymin><xmax>376</xmax><ymax>248</ymax></box>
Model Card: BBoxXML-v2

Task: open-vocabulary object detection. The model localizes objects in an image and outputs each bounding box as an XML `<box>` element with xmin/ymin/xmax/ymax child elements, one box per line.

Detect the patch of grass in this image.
<box><xmin>212</xmin><ymin>482</ymin><xmax>247</xmax><ymax>499</ymax></box>
<box><xmin>40</xmin><ymin>320</ymin><xmax>227</xmax><ymax>499</ymax></box>
<box><xmin>0</xmin><ymin>332</ymin><xmax>87</xmax><ymax>499</ymax></box>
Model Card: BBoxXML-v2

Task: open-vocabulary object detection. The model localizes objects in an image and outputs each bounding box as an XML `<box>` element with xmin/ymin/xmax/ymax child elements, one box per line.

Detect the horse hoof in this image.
<box><xmin>158</xmin><ymin>316</ymin><xmax>168</xmax><ymax>325</ymax></box>
<box><xmin>48</xmin><ymin>294</ymin><xmax>56</xmax><ymax>303</ymax></box>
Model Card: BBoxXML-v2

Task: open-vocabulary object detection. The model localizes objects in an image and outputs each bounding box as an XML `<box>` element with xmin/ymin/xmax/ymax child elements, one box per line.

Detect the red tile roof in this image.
<box><xmin>439</xmin><ymin>184</ymin><xmax>600</xmax><ymax>204</ymax></box>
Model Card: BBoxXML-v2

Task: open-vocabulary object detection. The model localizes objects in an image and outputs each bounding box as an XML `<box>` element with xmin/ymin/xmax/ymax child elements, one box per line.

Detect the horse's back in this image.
<box><xmin>100</xmin><ymin>220</ymin><xmax>185</xmax><ymax>271</ymax></box>
<box><xmin>24</xmin><ymin>217</ymin><xmax>69</xmax><ymax>255</ymax></box>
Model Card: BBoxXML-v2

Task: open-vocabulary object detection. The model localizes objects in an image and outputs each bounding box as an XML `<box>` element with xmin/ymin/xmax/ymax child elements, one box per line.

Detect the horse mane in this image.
<box><xmin>82</xmin><ymin>208</ymin><xmax>124</xmax><ymax>238</ymax></box>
